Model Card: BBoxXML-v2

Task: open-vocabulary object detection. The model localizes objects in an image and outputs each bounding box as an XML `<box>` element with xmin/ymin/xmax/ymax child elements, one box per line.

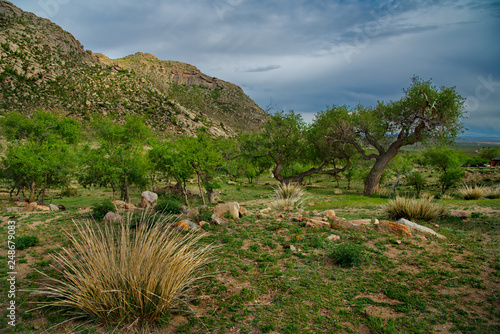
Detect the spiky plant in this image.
<box><xmin>458</xmin><ymin>184</ymin><xmax>486</xmax><ymax>200</ymax></box>
<box><xmin>384</xmin><ymin>196</ymin><xmax>446</xmax><ymax>222</ymax></box>
<box><xmin>31</xmin><ymin>212</ymin><xmax>214</xmax><ymax>330</ymax></box>
<box><xmin>271</xmin><ymin>182</ymin><xmax>305</xmax><ymax>210</ymax></box>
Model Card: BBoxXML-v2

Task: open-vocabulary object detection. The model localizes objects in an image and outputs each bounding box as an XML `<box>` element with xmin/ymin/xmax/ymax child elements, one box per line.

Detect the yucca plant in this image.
<box><xmin>458</xmin><ymin>184</ymin><xmax>486</xmax><ymax>200</ymax></box>
<box><xmin>271</xmin><ymin>182</ymin><xmax>305</xmax><ymax>210</ymax></box>
<box><xmin>31</xmin><ymin>212</ymin><xmax>214</xmax><ymax>330</ymax></box>
<box><xmin>384</xmin><ymin>196</ymin><xmax>446</xmax><ymax>222</ymax></box>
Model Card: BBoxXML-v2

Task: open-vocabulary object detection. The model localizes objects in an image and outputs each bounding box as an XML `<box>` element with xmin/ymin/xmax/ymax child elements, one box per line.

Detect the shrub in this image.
<box><xmin>458</xmin><ymin>184</ymin><xmax>486</xmax><ymax>200</ymax></box>
<box><xmin>485</xmin><ymin>187</ymin><xmax>500</xmax><ymax>199</ymax></box>
<box><xmin>384</xmin><ymin>196</ymin><xmax>446</xmax><ymax>222</ymax></box>
<box><xmin>91</xmin><ymin>200</ymin><xmax>116</xmax><ymax>221</ymax></box>
<box><xmin>33</xmin><ymin>213</ymin><xmax>214</xmax><ymax>330</ymax></box>
<box><xmin>271</xmin><ymin>182</ymin><xmax>305</xmax><ymax>210</ymax></box>
<box><xmin>16</xmin><ymin>235</ymin><xmax>39</xmax><ymax>250</ymax></box>
<box><xmin>330</xmin><ymin>242</ymin><xmax>364</xmax><ymax>268</ymax></box>
<box><xmin>155</xmin><ymin>196</ymin><xmax>184</xmax><ymax>214</ymax></box>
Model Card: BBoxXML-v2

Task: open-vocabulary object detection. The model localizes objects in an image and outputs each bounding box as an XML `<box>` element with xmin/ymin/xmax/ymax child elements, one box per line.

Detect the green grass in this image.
<box><xmin>0</xmin><ymin>174</ymin><xmax>499</xmax><ymax>333</ymax></box>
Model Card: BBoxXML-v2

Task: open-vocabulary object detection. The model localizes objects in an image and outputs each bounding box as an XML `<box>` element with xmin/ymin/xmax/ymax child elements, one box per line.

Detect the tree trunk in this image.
<box><xmin>196</xmin><ymin>171</ymin><xmax>206</xmax><ymax>206</ymax></box>
<box><xmin>364</xmin><ymin>149</ymin><xmax>400</xmax><ymax>196</ymax></box>
<box><xmin>29</xmin><ymin>180</ymin><xmax>35</xmax><ymax>203</ymax></box>
<box><xmin>207</xmin><ymin>190</ymin><xmax>217</xmax><ymax>205</ymax></box>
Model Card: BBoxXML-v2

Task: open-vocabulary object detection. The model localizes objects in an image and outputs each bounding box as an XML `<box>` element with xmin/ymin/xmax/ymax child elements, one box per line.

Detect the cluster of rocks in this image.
<box><xmin>174</xmin><ymin>202</ymin><xmax>246</xmax><ymax>231</ymax></box>
<box><xmin>5</xmin><ymin>197</ymin><xmax>65</xmax><ymax>213</ymax></box>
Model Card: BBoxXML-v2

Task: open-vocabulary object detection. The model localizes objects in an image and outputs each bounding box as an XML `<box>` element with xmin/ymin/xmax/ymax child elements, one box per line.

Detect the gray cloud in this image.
<box><xmin>12</xmin><ymin>0</ymin><xmax>500</xmax><ymax>138</ymax></box>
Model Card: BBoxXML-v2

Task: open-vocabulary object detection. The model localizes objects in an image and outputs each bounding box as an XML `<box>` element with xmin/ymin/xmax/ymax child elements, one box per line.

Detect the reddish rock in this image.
<box><xmin>376</xmin><ymin>220</ymin><xmax>412</xmax><ymax>237</ymax></box>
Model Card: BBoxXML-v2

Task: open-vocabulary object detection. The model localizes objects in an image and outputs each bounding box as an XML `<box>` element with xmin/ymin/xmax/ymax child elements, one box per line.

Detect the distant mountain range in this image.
<box><xmin>0</xmin><ymin>0</ymin><xmax>268</xmax><ymax>136</ymax></box>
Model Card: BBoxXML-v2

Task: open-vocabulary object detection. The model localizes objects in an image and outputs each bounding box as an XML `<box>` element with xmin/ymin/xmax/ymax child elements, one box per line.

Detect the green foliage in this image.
<box><xmin>16</xmin><ymin>235</ymin><xmax>39</xmax><ymax>250</ymax></box>
<box><xmin>80</xmin><ymin>116</ymin><xmax>151</xmax><ymax>202</ymax></box>
<box><xmin>91</xmin><ymin>200</ymin><xmax>116</xmax><ymax>221</ymax></box>
<box><xmin>155</xmin><ymin>197</ymin><xmax>184</xmax><ymax>214</ymax></box>
<box><xmin>0</xmin><ymin>110</ymin><xmax>80</xmax><ymax>201</ymax></box>
<box><xmin>406</xmin><ymin>172</ymin><xmax>426</xmax><ymax>197</ymax></box>
<box><xmin>439</xmin><ymin>169</ymin><xmax>465</xmax><ymax>194</ymax></box>
<box><xmin>330</xmin><ymin>242</ymin><xmax>365</xmax><ymax>268</ymax></box>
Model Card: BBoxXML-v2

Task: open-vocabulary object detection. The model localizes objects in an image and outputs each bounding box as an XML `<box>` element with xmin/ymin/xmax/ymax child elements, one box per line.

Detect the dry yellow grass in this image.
<box><xmin>31</xmin><ymin>212</ymin><xmax>214</xmax><ymax>330</ymax></box>
<box><xmin>458</xmin><ymin>184</ymin><xmax>487</xmax><ymax>200</ymax></box>
<box><xmin>271</xmin><ymin>182</ymin><xmax>305</xmax><ymax>210</ymax></box>
<box><xmin>384</xmin><ymin>196</ymin><xmax>446</xmax><ymax>221</ymax></box>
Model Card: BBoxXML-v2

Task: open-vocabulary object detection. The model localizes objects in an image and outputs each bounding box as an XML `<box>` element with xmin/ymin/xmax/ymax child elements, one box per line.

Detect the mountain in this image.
<box><xmin>0</xmin><ymin>1</ymin><xmax>267</xmax><ymax>136</ymax></box>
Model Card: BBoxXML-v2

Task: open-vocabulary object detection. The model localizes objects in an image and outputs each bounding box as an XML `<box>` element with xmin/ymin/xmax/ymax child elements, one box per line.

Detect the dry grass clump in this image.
<box><xmin>458</xmin><ymin>184</ymin><xmax>487</xmax><ymax>200</ymax></box>
<box><xmin>33</xmin><ymin>213</ymin><xmax>214</xmax><ymax>330</ymax></box>
<box><xmin>272</xmin><ymin>182</ymin><xmax>305</xmax><ymax>210</ymax></box>
<box><xmin>385</xmin><ymin>196</ymin><xmax>446</xmax><ymax>222</ymax></box>
<box><xmin>484</xmin><ymin>186</ymin><xmax>500</xmax><ymax>199</ymax></box>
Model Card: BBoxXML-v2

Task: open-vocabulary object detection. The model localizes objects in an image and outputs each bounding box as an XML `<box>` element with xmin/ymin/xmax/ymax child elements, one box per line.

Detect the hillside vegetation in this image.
<box><xmin>0</xmin><ymin>0</ymin><xmax>266</xmax><ymax>136</ymax></box>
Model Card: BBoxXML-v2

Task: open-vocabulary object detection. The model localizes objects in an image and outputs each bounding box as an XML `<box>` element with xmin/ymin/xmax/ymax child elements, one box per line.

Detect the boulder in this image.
<box><xmin>124</xmin><ymin>203</ymin><xmax>136</xmax><ymax>211</ymax></box>
<box><xmin>104</xmin><ymin>212</ymin><xmax>123</xmax><ymax>223</ymax></box>
<box><xmin>140</xmin><ymin>191</ymin><xmax>158</xmax><ymax>208</ymax></box>
<box><xmin>227</xmin><ymin>180</ymin><xmax>237</xmax><ymax>185</ymax></box>
<box><xmin>174</xmin><ymin>219</ymin><xmax>200</xmax><ymax>231</ymax></box>
<box><xmin>186</xmin><ymin>208</ymin><xmax>199</xmax><ymax>219</ymax></box>
<box><xmin>211</xmin><ymin>214</ymin><xmax>228</xmax><ymax>225</ymax></box>
<box><xmin>321</xmin><ymin>210</ymin><xmax>336</xmax><ymax>217</ymax></box>
<box><xmin>214</xmin><ymin>202</ymin><xmax>240</xmax><ymax>219</ymax></box>
<box><xmin>6</xmin><ymin>207</ymin><xmax>22</xmax><ymax>212</ymax></box>
<box><xmin>198</xmin><ymin>221</ymin><xmax>210</xmax><ymax>227</ymax></box>
<box><xmin>37</xmin><ymin>205</ymin><xmax>50</xmax><ymax>211</ymax></box>
<box><xmin>239</xmin><ymin>206</ymin><xmax>248</xmax><ymax>216</ymax></box>
<box><xmin>26</xmin><ymin>202</ymin><xmax>38</xmax><ymax>212</ymax></box>
<box><xmin>258</xmin><ymin>207</ymin><xmax>272</xmax><ymax>215</ymax></box>
<box><xmin>347</xmin><ymin>219</ymin><xmax>372</xmax><ymax>225</ymax></box>
<box><xmin>330</xmin><ymin>219</ymin><xmax>369</xmax><ymax>230</ymax></box>
<box><xmin>376</xmin><ymin>220</ymin><xmax>412</xmax><ymax>237</ymax></box>
<box><xmin>305</xmin><ymin>219</ymin><xmax>332</xmax><ymax>228</ymax></box>
<box><xmin>48</xmin><ymin>204</ymin><xmax>59</xmax><ymax>211</ymax></box>
<box><xmin>397</xmin><ymin>218</ymin><xmax>446</xmax><ymax>239</ymax></box>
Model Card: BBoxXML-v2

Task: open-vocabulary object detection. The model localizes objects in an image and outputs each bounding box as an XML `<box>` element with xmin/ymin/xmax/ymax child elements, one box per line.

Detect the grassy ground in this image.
<box><xmin>0</xmin><ymin>173</ymin><xmax>499</xmax><ymax>333</ymax></box>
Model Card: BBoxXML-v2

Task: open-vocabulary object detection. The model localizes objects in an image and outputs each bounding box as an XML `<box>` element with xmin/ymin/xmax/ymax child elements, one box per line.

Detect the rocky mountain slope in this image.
<box><xmin>0</xmin><ymin>1</ymin><xmax>267</xmax><ymax>136</ymax></box>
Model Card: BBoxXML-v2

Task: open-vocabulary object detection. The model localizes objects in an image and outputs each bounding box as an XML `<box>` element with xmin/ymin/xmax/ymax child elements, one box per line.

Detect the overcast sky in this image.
<box><xmin>13</xmin><ymin>0</ymin><xmax>500</xmax><ymax>139</ymax></box>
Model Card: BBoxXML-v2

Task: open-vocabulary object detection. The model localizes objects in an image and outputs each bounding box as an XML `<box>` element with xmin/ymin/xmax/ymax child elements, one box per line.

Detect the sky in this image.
<box><xmin>12</xmin><ymin>0</ymin><xmax>500</xmax><ymax>139</ymax></box>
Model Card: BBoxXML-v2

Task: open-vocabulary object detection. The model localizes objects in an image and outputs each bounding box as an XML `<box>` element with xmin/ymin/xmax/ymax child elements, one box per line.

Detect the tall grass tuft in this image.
<box><xmin>484</xmin><ymin>186</ymin><xmax>500</xmax><ymax>199</ymax></box>
<box><xmin>32</xmin><ymin>212</ymin><xmax>214</xmax><ymax>330</ymax></box>
<box><xmin>271</xmin><ymin>182</ymin><xmax>305</xmax><ymax>210</ymax></box>
<box><xmin>384</xmin><ymin>196</ymin><xmax>446</xmax><ymax>222</ymax></box>
<box><xmin>458</xmin><ymin>184</ymin><xmax>486</xmax><ymax>200</ymax></box>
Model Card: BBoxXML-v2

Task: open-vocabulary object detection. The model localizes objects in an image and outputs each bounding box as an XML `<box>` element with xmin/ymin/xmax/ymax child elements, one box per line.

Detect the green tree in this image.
<box><xmin>243</xmin><ymin>111</ymin><xmax>350</xmax><ymax>184</ymax></box>
<box><xmin>319</xmin><ymin>77</ymin><xmax>465</xmax><ymax>196</ymax></box>
<box><xmin>0</xmin><ymin>111</ymin><xmax>80</xmax><ymax>202</ymax></box>
<box><xmin>423</xmin><ymin>146</ymin><xmax>466</xmax><ymax>194</ymax></box>
<box><xmin>80</xmin><ymin>116</ymin><xmax>150</xmax><ymax>203</ymax></box>
<box><xmin>387</xmin><ymin>153</ymin><xmax>415</xmax><ymax>194</ymax></box>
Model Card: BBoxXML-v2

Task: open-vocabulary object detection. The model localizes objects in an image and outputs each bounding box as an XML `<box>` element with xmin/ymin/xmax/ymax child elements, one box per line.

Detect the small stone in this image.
<box><xmin>112</xmin><ymin>200</ymin><xmax>126</xmax><ymax>208</ymax></box>
<box><xmin>14</xmin><ymin>201</ymin><xmax>28</xmax><ymax>207</ymax></box>
<box><xmin>124</xmin><ymin>203</ymin><xmax>136</xmax><ymax>211</ymax></box>
<box><xmin>37</xmin><ymin>205</ymin><xmax>50</xmax><ymax>211</ymax></box>
<box><xmin>198</xmin><ymin>221</ymin><xmax>209</xmax><ymax>227</ymax></box>
<box><xmin>227</xmin><ymin>180</ymin><xmax>237</xmax><ymax>185</ymax></box>
<box><xmin>6</xmin><ymin>207</ymin><xmax>22</xmax><ymax>212</ymax></box>
<box><xmin>372</xmin><ymin>218</ymin><xmax>380</xmax><ymax>225</ymax></box>
<box><xmin>308</xmin><ymin>202</ymin><xmax>315</xmax><ymax>206</ymax></box>
<box><xmin>48</xmin><ymin>204</ymin><xmax>59</xmax><ymax>211</ymax></box>
<box><xmin>327</xmin><ymin>234</ymin><xmax>340</xmax><ymax>241</ymax></box>
<box><xmin>104</xmin><ymin>212</ymin><xmax>123</xmax><ymax>223</ymax></box>
<box><xmin>140</xmin><ymin>191</ymin><xmax>158</xmax><ymax>208</ymax></box>
<box><xmin>259</xmin><ymin>207</ymin><xmax>272</xmax><ymax>214</ymax></box>
<box><xmin>396</xmin><ymin>240</ymin><xmax>402</xmax><ymax>245</ymax></box>
<box><xmin>434</xmin><ymin>224</ymin><xmax>440</xmax><ymax>228</ymax></box>
<box><xmin>415</xmin><ymin>235</ymin><xmax>427</xmax><ymax>241</ymax></box>
<box><xmin>239</xmin><ymin>206</ymin><xmax>248</xmax><ymax>216</ymax></box>
<box><xmin>347</xmin><ymin>219</ymin><xmax>372</xmax><ymax>225</ymax></box>
<box><xmin>174</xmin><ymin>219</ymin><xmax>200</xmax><ymax>231</ymax></box>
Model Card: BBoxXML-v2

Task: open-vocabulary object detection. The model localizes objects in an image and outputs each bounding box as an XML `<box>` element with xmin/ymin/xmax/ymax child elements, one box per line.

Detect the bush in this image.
<box><xmin>33</xmin><ymin>213</ymin><xmax>214</xmax><ymax>330</ymax></box>
<box><xmin>91</xmin><ymin>200</ymin><xmax>116</xmax><ymax>221</ymax></box>
<box><xmin>458</xmin><ymin>184</ymin><xmax>486</xmax><ymax>200</ymax></box>
<box><xmin>155</xmin><ymin>196</ymin><xmax>184</xmax><ymax>214</ymax></box>
<box><xmin>16</xmin><ymin>235</ymin><xmax>39</xmax><ymax>250</ymax></box>
<box><xmin>330</xmin><ymin>242</ymin><xmax>364</xmax><ymax>268</ymax></box>
<box><xmin>384</xmin><ymin>196</ymin><xmax>446</xmax><ymax>222</ymax></box>
<box><xmin>485</xmin><ymin>187</ymin><xmax>500</xmax><ymax>199</ymax></box>
<box><xmin>271</xmin><ymin>182</ymin><xmax>305</xmax><ymax>210</ymax></box>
